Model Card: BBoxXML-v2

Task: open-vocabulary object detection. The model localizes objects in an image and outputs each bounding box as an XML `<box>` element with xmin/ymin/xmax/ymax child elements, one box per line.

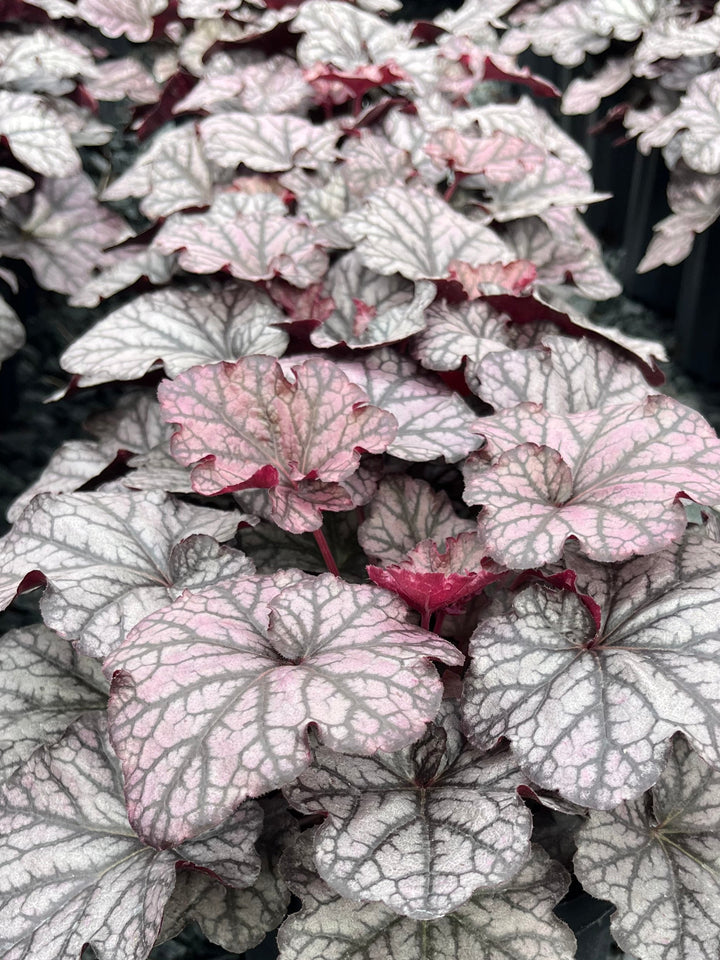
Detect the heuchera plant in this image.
<box><xmin>1</xmin><ymin>0</ymin><xmax>720</xmax><ymax>958</ymax></box>
<box><xmin>501</xmin><ymin>0</ymin><xmax>720</xmax><ymax>272</ymax></box>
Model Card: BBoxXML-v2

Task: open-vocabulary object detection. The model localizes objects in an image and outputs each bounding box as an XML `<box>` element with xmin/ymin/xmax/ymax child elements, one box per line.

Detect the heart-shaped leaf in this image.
<box><xmin>61</xmin><ymin>284</ymin><xmax>288</xmax><ymax>387</ymax></box>
<box><xmin>0</xmin><ymin>491</ymin><xmax>248</xmax><ymax>658</ymax></box>
<box><xmin>278</xmin><ymin>833</ymin><xmax>575</xmax><ymax>959</ymax></box>
<box><xmin>200</xmin><ymin>113</ymin><xmax>339</xmax><ymax>172</ymax></box>
<box><xmin>473</xmin><ymin>335</ymin><xmax>653</xmax><ymax>413</ymax></box>
<box><xmin>341</xmin><ymin>185</ymin><xmax>511</xmax><ymax>281</ymax></box>
<box><xmin>0</xmin><ymin>713</ymin><xmax>262</xmax><ymax>960</ymax></box>
<box><xmin>574</xmin><ymin>735</ymin><xmax>720</xmax><ymax>960</ymax></box>
<box><xmin>153</xmin><ymin>192</ymin><xmax>329</xmax><ymax>288</ymax></box>
<box><xmin>358</xmin><ymin>475</ymin><xmax>475</xmax><ymax>564</ymax></box>
<box><xmin>425</xmin><ymin>129</ymin><xmax>545</xmax><ymax>181</ymax></box>
<box><xmin>285</xmin><ymin>700</ymin><xmax>531</xmax><ymax>918</ymax></box>
<box><xmin>0</xmin><ymin>624</ymin><xmax>108</xmax><ymax>782</ymax></box>
<box><xmin>368</xmin><ymin>532</ymin><xmax>504</xmax><ymax>617</ymax></box>
<box><xmin>158</xmin><ymin>355</ymin><xmax>397</xmax><ymax>532</ymax></box>
<box><xmin>464</xmin><ymin>396</ymin><xmax>720</xmax><ymax>566</ymax></box>
<box><xmin>105</xmin><ymin>572</ymin><xmax>463</xmax><ymax>846</ymax></box>
<box><xmin>310</xmin><ymin>252</ymin><xmax>436</xmax><ymax>350</ymax></box>
<box><xmin>462</xmin><ymin>533</ymin><xmax>720</xmax><ymax>808</ymax></box>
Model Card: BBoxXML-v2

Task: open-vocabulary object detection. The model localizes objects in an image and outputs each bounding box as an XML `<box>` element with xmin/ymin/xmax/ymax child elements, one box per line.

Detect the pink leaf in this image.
<box><xmin>464</xmin><ymin>397</ymin><xmax>720</xmax><ymax>566</ymax></box>
<box><xmin>448</xmin><ymin>259</ymin><xmax>537</xmax><ymax>298</ymax></box>
<box><xmin>105</xmin><ymin>573</ymin><xmax>464</xmax><ymax>845</ymax></box>
<box><xmin>368</xmin><ymin>531</ymin><xmax>505</xmax><ymax>616</ymax></box>
<box><xmin>158</xmin><ymin>356</ymin><xmax>397</xmax><ymax>532</ymax></box>
<box><xmin>426</xmin><ymin>128</ymin><xmax>545</xmax><ymax>181</ymax></box>
<box><xmin>473</xmin><ymin>335</ymin><xmax>654</xmax><ymax>413</ymax></box>
<box><xmin>0</xmin><ymin>490</ymin><xmax>247</xmax><ymax>658</ymax></box>
<box><xmin>153</xmin><ymin>192</ymin><xmax>329</xmax><ymax>288</ymax></box>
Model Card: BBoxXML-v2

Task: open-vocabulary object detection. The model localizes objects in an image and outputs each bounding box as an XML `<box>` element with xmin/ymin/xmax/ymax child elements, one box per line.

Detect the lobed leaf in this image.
<box><xmin>201</xmin><ymin>113</ymin><xmax>339</xmax><ymax>172</ymax></box>
<box><xmin>368</xmin><ymin>532</ymin><xmax>504</xmax><ymax>616</ymax></box>
<box><xmin>105</xmin><ymin>573</ymin><xmax>463</xmax><ymax>846</ymax></box>
<box><xmin>462</xmin><ymin>533</ymin><xmax>720</xmax><ymax>808</ymax></box>
<box><xmin>464</xmin><ymin>396</ymin><xmax>720</xmax><ymax>566</ymax></box>
<box><xmin>61</xmin><ymin>283</ymin><xmax>288</xmax><ymax>387</ymax></box>
<box><xmin>0</xmin><ymin>624</ymin><xmax>107</xmax><ymax>782</ymax></box>
<box><xmin>159</xmin><ymin>355</ymin><xmax>396</xmax><ymax>532</ymax></box>
<box><xmin>0</xmin><ymin>714</ymin><xmax>262</xmax><ymax>960</ymax></box>
<box><xmin>285</xmin><ymin>700</ymin><xmax>531</xmax><ymax>918</ymax></box>
<box><xmin>278</xmin><ymin>835</ymin><xmax>575</xmax><ymax>960</ymax></box>
<box><xmin>310</xmin><ymin>251</ymin><xmax>436</xmax><ymax>350</ymax></box>
<box><xmin>473</xmin><ymin>335</ymin><xmax>654</xmax><ymax>413</ymax></box>
<box><xmin>0</xmin><ymin>491</ymin><xmax>247</xmax><ymax>658</ymax></box>
<box><xmin>341</xmin><ymin>185</ymin><xmax>511</xmax><ymax>281</ymax></box>
<box><xmin>358</xmin><ymin>475</ymin><xmax>475</xmax><ymax>565</ymax></box>
<box><xmin>574</xmin><ymin>736</ymin><xmax>720</xmax><ymax>960</ymax></box>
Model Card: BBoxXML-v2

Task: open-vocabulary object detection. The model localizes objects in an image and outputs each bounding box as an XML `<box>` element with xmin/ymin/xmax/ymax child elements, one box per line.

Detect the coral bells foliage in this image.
<box><xmin>2</xmin><ymin>1</ymin><xmax>720</xmax><ymax>960</ymax></box>
<box><xmin>501</xmin><ymin>0</ymin><xmax>720</xmax><ymax>271</ymax></box>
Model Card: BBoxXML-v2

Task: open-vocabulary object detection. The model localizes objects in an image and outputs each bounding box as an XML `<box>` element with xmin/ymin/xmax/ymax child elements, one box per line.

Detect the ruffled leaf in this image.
<box><xmin>159</xmin><ymin>355</ymin><xmax>397</xmax><ymax>533</ymax></box>
<box><xmin>105</xmin><ymin>572</ymin><xmax>463</xmax><ymax>845</ymax></box>
<box><xmin>341</xmin><ymin>185</ymin><xmax>511</xmax><ymax>281</ymax></box>
<box><xmin>285</xmin><ymin>700</ymin><xmax>531</xmax><ymax>918</ymax></box>
<box><xmin>463</xmin><ymin>396</ymin><xmax>720</xmax><ymax>566</ymax></box>
<box><xmin>0</xmin><ymin>714</ymin><xmax>262</xmax><ymax>960</ymax></box>
<box><xmin>61</xmin><ymin>284</ymin><xmax>288</xmax><ymax>387</ymax></box>
<box><xmin>358</xmin><ymin>475</ymin><xmax>474</xmax><ymax>565</ymax></box>
<box><xmin>0</xmin><ymin>491</ymin><xmax>247</xmax><ymax>658</ymax></box>
<box><xmin>462</xmin><ymin>533</ymin><xmax>720</xmax><ymax>808</ymax></box>
<box><xmin>574</xmin><ymin>736</ymin><xmax>720</xmax><ymax>960</ymax></box>
<box><xmin>278</xmin><ymin>835</ymin><xmax>575</xmax><ymax>959</ymax></box>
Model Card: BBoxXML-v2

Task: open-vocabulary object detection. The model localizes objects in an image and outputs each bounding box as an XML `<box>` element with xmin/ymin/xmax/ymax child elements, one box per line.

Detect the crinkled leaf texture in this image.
<box><xmin>0</xmin><ymin>491</ymin><xmax>247</xmax><ymax>658</ymax></box>
<box><xmin>60</xmin><ymin>283</ymin><xmax>289</xmax><ymax>387</ymax></box>
<box><xmin>0</xmin><ymin>713</ymin><xmax>262</xmax><ymax>960</ymax></box>
<box><xmin>336</xmin><ymin>349</ymin><xmax>483</xmax><ymax>463</ymax></box>
<box><xmin>105</xmin><ymin>572</ymin><xmax>462</xmax><ymax>847</ymax></box>
<box><xmin>341</xmin><ymin>185</ymin><xmax>511</xmax><ymax>281</ymax></box>
<box><xmin>277</xmin><ymin>831</ymin><xmax>575</xmax><ymax>959</ymax></box>
<box><xmin>284</xmin><ymin>700</ymin><xmax>531</xmax><ymax>919</ymax></box>
<box><xmin>159</xmin><ymin>355</ymin><xmax>397</xmax><ymax>533</ymax></box>
<box><xmin>358</xmin><ymin>475</ymin><xmax>475</xmax><ymax>565</ymax></box>
<box><xmin>368</xmin><ymin>532</ymin><xmax>505</xmax><ymax>617</ymax></box>
<box><xmin>464</xmin><ymin>396</ymin><xmax>720</xmax><ymax>566</ymax></box>
<box><xmin>462</xmin><ymin>533</ymin><xmax>720</xmax><ymax>809</ymax></box>
<box><xmin>0</xmin><ymin>624</ymin><xmax>108</xmax><ymax>782</ymax></box>
<box><xmin>473</xmin><ymin>335</ymin><xmax>654</xmax><ymax>413</ymax></box>
<box><xmin>575</xmin><ymin>736</ymin><xmax>720</xmax><ymax>960</ymax></box>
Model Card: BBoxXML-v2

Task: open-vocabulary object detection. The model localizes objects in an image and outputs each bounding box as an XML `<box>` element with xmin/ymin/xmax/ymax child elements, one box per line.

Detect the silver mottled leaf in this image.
<box><xmin>575</xmin><ymin>736</ymin><xmax>720</xmax><ymax>960</ymax></box>
<box><xmin>0</xmin><ymin>624</ymin><xmax>107</xmax><ymax>782</ymax></box>
<box><xmin>285</xmin><ymin>700</ymin><xmax>531</xmax><ymax>918</ymax></box>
